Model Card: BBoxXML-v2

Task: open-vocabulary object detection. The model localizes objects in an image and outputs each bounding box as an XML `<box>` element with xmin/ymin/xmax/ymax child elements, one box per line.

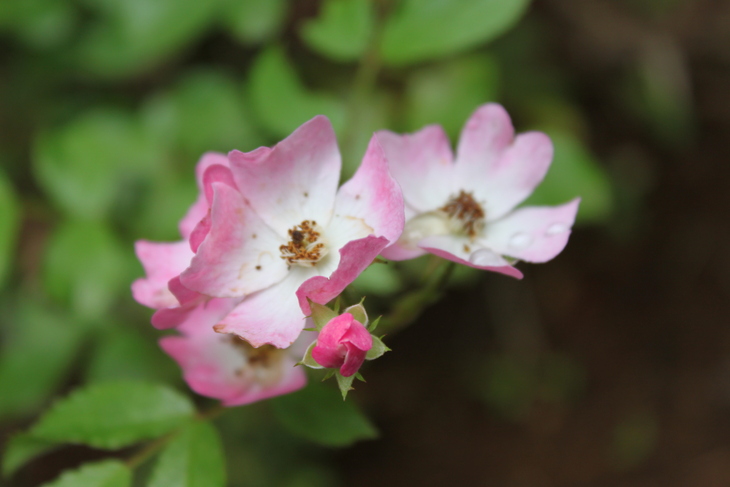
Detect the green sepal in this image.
<box><xmin>335</xmin><ymin>372</ymin><xmax>356</xmax><ymax>400</ymax></box>
<box><xmin>344</xmin><ymin>302</ymin><xmax>368</xmax><ymax>327</ymax></box>
<box><xmin>322</xmin><ymin>370</ymin><xmax>336</xmax><ymax>381</ymax></box>
<box><xmin>308</xmin><ymin>300</ymin><xmax>337</xmax><ymax>331</ymax></box>
<box><xmin>354</xmin><ymin>372</ymin><xmax>365</xmax><ymax>382</ymax></box>
<box><xmin>300</xmin><ymin>341</ymin><xmax>323</xmax><ymax>369</ymax></box>
<box><xmin>365</xmin><ymin>336</ymin><xmax>389</xmax><ymax>361</ymax></box>
<box><xmin>368</xmin><ymin>315</ymin><xmax>382</xmax><ymax>332</ymax></box>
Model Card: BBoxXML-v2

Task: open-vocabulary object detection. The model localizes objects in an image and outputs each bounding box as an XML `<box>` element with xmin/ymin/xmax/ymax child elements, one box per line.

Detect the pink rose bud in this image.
<box><xmin>312</xmin><ymin>313</ymin><xmax>373</xmax><ymax>377</ymax></box>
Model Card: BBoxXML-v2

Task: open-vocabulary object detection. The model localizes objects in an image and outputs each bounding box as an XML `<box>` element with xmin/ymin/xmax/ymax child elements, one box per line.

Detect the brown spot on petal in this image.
<box><xmin>213</xmin><ymin>324</ymin><xmax>226</xmax><ymax>333</ymax></box>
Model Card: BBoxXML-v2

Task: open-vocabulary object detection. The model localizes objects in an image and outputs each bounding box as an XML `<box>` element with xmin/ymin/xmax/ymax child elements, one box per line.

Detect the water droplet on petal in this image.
<box><xmin>546</xmin><ymin>223</ymin><xmax>568</xmax><ymax>236</ymax></box>
<box><xmin>469</xmin><ymin>248</ymin><xmax>503</xmax><ymax>267</ymax></box>
<box><xmin>509</xmin><ymin>232</ymin><xmax>532</xmax><ymax>250</ymax></box>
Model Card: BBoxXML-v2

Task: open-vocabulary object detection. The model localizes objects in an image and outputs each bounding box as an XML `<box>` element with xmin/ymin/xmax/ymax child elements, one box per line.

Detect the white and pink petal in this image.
<box><xmin>418</xmin><ymin>234</ymin><xmax>523</xmax><ymax>279</ymax></box>
<box><xmin>181</xmin><ymin>183</ymin><xmax>288</xmax><ymax>298</ymax></box>
<box><xmin>131</xmin><ymin>240</ymin><xmax>194</xmax><ymax>309</ymax></box>
<box><xmin>375</xmin><ymin>125</ymin><xmax>456</xmax><ymax>213</ymax></box>
<box><xmin>481</xmin><ymin>198</ymin><xmax>580</xmax><ymax>263</ymax></box>
<box><xmin>228</xmin><ymin>116</ymin><xmax>341</xmax><ymax>237</ymax></box>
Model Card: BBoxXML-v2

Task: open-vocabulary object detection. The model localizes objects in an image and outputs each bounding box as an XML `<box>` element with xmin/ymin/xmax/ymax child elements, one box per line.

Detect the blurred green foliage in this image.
<box><xmin>0</xmin><ymin>0</ymin><xmax>638</xmax><ymax>484</ymax></box>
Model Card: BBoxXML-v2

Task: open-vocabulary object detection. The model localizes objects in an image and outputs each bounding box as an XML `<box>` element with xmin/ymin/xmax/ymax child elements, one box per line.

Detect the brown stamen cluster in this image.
<box><xmin>440</xmin><ymin>190</ymin><xmax>486</xmax><ymax>238</ymax></box>
<box><xmin>229</xmin><ymin>336</ymin><xmax>278</xmax><ymax>367</ymax></box>
<box><xmin>279</xmin><ymin>220</ymin><xmax>325</xmax><ymax>266</ymax></box>
<box><xmin>227</xmin><ymin>336</ymin><xmax>284</xmax><ymax>385</ymax></box>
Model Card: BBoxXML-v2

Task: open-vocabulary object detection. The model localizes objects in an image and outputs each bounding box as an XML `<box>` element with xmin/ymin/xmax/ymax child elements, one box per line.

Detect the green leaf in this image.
<box><xmin>31</xmin><ymin>381</ymin><xmax>195</xmax><ymax>449</ymax></box>
<box><xmin>248</xmin><ymin>47</ymin><xmax>346</xmax><ymax>138</ymax></box>
<box><xmin>523</xmin><ymin>129</ymin><xmax>613</xmax><ymax>224</ymax></box>
<box><xmin>33</xmin><ymin>108</ymin><xmax>162</xmax><ymax>220</ymax></box>
<box><xmin>404</xmin><ymin>54</ymin><xmax>500</xmax><ymax>138</ymax></box>
<box><xmin>41</xmin><ymin>460</ymin><xmax>131</xmax><ymax>487</ymax></box>
<box><xmin>271</xmin><ymin>382</ymin><xmax>377</xmax><ymax>446</ymax></box>
<box><xmin>2</xmin><ymin>433</ymin><xmax>59</xmax><ymax>477</ymax></box>
<box><xmin>300</xmin><ymin>0</ymin><xmax>374</xmax><ymax>62</ymax></box>
<box><xmin>221</xmin><ymin>0</ymin><xmax>286</xmax><ymax>45</ymax></box>
<box><xmin>75</xmin><ymin>0</ymin><xmax>219</xmax><ymax>78</ymax></box>
<box><xmin>380</xmin><ymin>0</ymin><xmax>531</xmax><ymax>65</ymax></box>
<box><xmin>142</xmin><ymin>70</ymin><xmax>264</xmax><ymax>159</ymax></box>
<box><xmin>364</xmin><ymin>336</ymin><xmax>388</xmax><ymax>361</ymax></box>
<box><xmin>149</xmin><ymin>421</ymin><xmax>226</xmax><ymax>487</ymax></box>
<box><xmin>43</xmin><ymin>220</ymin><xmax>135</xmax><ymax>320</ymax></box>
<box><xmin>0</xmin><ymin>299</ymin><xmax>83</xmax><ymax>419</ymax></box>
<box><xmin>0</xmin><ymin>0</ymin><xmax>77</xmax><ymax>49</ymax></box>
<box><xmin>334</xmin><ymin>372</ymin><xmax>356</xmax><ymax>400</ymax></box>
<box><xmin>309</xmin><ymin>301</ymin><xmax>337</xmax><ymax>331</ymax></box>
<box><xmin>0</xmin><ymin>170</ymin><xmax>19</xmax><ymax>287</ymax></box>
<box><xmin>85</xmin><ymin>325</ymin><xmax>179</xmax><ymax>384</ymax></box>
<box><xmin>128</xmin><ymin>173</ymin><xmax>198</xmax><ymax>242</ymax></box>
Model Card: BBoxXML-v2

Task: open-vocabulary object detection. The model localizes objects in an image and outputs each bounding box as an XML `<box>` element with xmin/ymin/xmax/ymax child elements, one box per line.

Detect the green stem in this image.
<box><xmin>340</xmin><ymin>2</ymin><xmax>387</xmax><ymax>163</ymax></box>
<box><xmin>379</xmin><ymin>260</ymin><xmax>456</xmax><ymax>334</ymax></box>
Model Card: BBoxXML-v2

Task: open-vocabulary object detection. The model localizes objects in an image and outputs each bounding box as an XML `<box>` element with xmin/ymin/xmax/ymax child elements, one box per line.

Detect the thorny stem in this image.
<box><xmin>125</xmin><ymin>403</ymin><xmax>229</xmax><ymax>470</ymax></box>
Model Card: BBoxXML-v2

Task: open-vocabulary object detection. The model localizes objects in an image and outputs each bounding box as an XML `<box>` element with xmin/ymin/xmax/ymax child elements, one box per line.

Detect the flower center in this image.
<box><xmin>439</xmin><ymin>190</ymin><xmax>485</xmax><ymax>238</ymax></box>
<box><xmin>279</xmin><ymin>220</ymin><xmax>329</xmax><ymax>267</ymax></box>
<box><xmin>228</xmin><ymin>336</ymin><xmax>285</xmax><ymax>387</ymax></box>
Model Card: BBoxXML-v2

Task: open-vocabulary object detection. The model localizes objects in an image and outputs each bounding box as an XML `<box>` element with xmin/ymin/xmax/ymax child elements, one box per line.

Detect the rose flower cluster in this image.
<box><xmin>132</xmin><ymin>104</ymin><xmax>579</xmax><ymax>404</ymax></box>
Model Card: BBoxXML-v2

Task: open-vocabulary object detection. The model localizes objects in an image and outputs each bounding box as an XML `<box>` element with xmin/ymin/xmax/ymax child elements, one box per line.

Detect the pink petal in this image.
<box><xmin>297</xmin><ymin>236</ymin><xmax>390</xmax><ymax>315</ymax></box>
<box><xmin>151</xmin><ymin>306</ymin><xmax>196</xmax><ymax>329</ymax></box>
<box><xmin>160</xmin><ymin>325</ymin><xmax>306</xmax><ymax>406</ymax></box>
<box><xmin>454</xmin><ymin>104</ymin><xmax>515</xmax><ymax>194</ymax></box>
<box><xmin>187</xmin><ymin>163</ymin><xmax>238</xmax><ymax>251</ymax></box>
<box><xmin>179</xmin><ymin>153</ymin><xmax>230</xmax><ymax>239</ymax></box>
<box><xmin>180</xmin><ymin>183</ymin><xmax>288</xmax><ymax>298</ymax></box>
<box><xmin>418</xmin><ymin>234</ymin><xmax>524</xmax><ymax>279</ymax></box>
<box><xmin>179</xmin><ymin>194</ymin><xmax>209</xmax><ymax>242</ymax></box>
<box><xmin>333</xmin><ymin>135</ymin><xmax>405</xmax><ymax>245</ymax></box>
<box><xmin>455</xmin><ymin>104</ymin><xmax>553</xmax><ymax>220</ymax></box>
<box><xmin>342</xmin><ymin>321</ymin><xmax>372</xmax><ymax>351</ymax></box>
<box><xmin>131</xmin><ymin>240</ymin><xmax>193</xmax><ymax>309</ymax></box>
<box><xmin>228</xmin><ymin>116</ymin><xmax>341</xmax><ymax>237</ymax></box>
<box><xmin>213</xmin><ymin>270</ymin><xmax>316</xmax><ymax>348</ymax></box>
<box><xmin>202</xmin><ymin>164</ymin><xmax>237</xmax><ymax>206</ymax></box>
<box><xmin>150</xmin><ymin>278</ymin><xmax>240</xmax><ymax>330</ymax></box>
<box><xmin>340</xmin><ymin>345</ymin><xmax>368</xmax><ymax>378</ymax></box>
<box><xmin>482</xmin><ymin>199</ymin><xmax>580</xmax><ymax>263</ymax></box>
<box><xmin>223</xmin><ymin>364</ymin><xmax>306</xmax><ymax>407</ymax></box>
<box><xmin>311</xmin><ymin>313</ymin><xmax>353</xmax><ymax>369</ymax></box>
<box><xmin>380</xmin><ymin>241</ymin><xmax>427</xmax><ymax>261</ymax></box>
<box><xmin>375</xmin><ymin>125</ymin><xmax>456</xmax><ymax>213</ymax></box>
<box><xmin>188</xmin><ymin>211</ymin><xmax>211</xmax><ymax>253</ymax></box>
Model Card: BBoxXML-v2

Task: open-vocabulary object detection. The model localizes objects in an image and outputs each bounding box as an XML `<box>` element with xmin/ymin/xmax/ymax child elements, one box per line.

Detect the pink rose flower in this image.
<box><xmin>160</xmin><ymin>316</ymin><xmax>307</xmax><ymax>406</ymax></box>
<box><xmin>311</xmin><ymin>313</ymin><xmax>373</xmax><ymax>377</ymax></box>
<box><xmin>377</xmin><ymin>103</ymin><xmax>580</xmax><ymax>278</ymax></box>
<box><xmin>180</xmin><ymin>115</ymin><xmax>404</xmax><ymax>348</ymax></box>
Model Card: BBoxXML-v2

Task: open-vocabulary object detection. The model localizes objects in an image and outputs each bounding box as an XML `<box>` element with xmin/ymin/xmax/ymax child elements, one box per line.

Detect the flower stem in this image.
<box><xmin>379</xmin><ymin>259</ymin><xmax>456</xmax><ymax>334</ymax></box>
<box><xmin>340</xmin><ymin>1</ymin><xmax>390</xmax><ymax>166</ymax></box>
